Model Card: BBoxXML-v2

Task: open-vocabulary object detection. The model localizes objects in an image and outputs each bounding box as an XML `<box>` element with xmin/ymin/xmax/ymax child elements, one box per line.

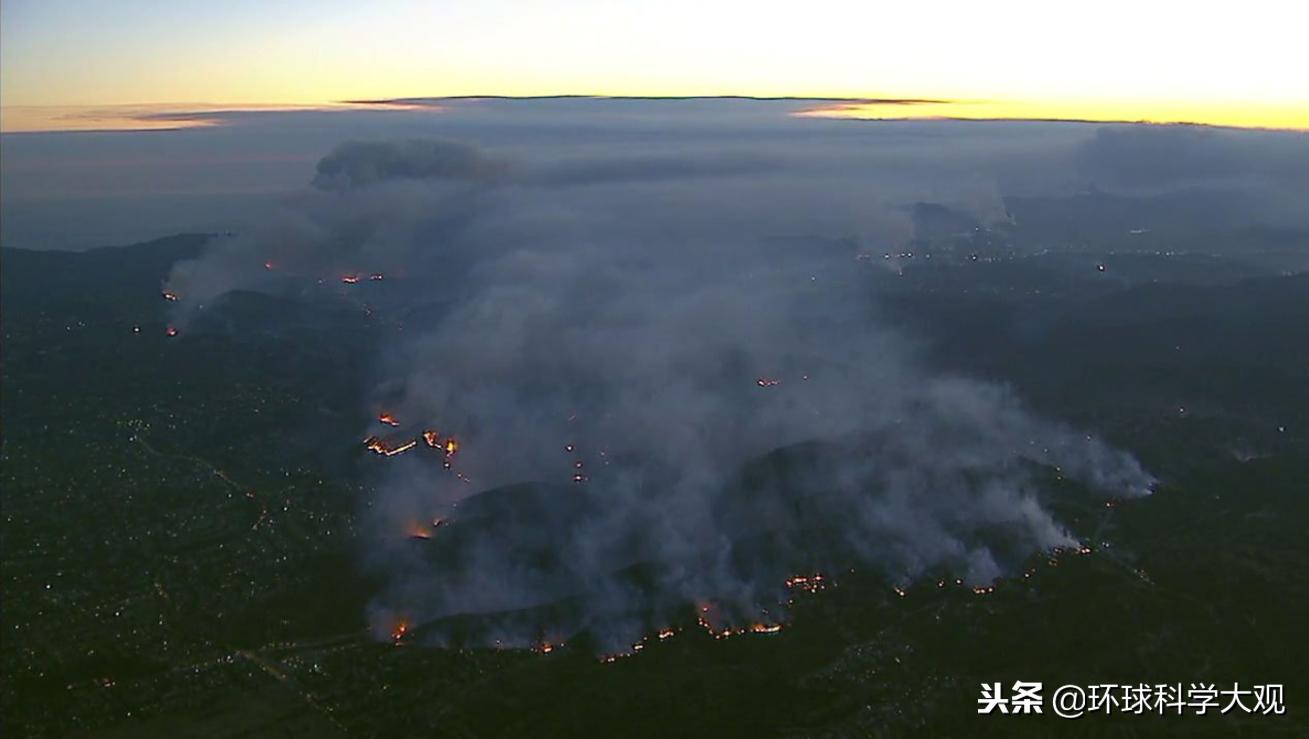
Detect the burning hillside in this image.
<box><xmin>162</xmin><ymin>137</ymin><xmax>1154</xmax><ymax>654</ymax></box>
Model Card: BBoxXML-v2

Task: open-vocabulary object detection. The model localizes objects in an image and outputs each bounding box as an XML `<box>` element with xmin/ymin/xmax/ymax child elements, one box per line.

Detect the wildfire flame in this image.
<box><xmin>756</xmin><ymin>377</ymin><xmax>781</xmax><ymax>388</ymax></box>
<box><xmin>378</xmin><ymin>412</ymin><xmax>400</xmax><ymax>427</ymax></box>
<box><xmin>364</xmin><ymin>436</ymin><xmax>418</xmax><ymax>457</ymax></box>
<box><xmin>341</xmin><ymin>274</ymin><xmax>360</xmax><ymax>284</ymax></box>
<box><xmin>165</xmin><ymin>326</ymin><xmax>179</xmax><ymax>337</ymax></box>
<box><xmin>369</xmin><ymin>273</ymin><xmax>384</xmax><ymax>281</ymax></box>
<box><xmin>161</xmin><ymin>291</ymin><xmax>179</xmax><ymax>302</ymax></box>
<box><xmin>391</xmin><ymin>621</ymin><xmax>408</xmax><ymax>643</ymax></box>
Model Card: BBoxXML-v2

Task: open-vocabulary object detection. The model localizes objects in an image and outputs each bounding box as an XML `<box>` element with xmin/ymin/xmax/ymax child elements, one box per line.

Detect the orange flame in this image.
<box><xmin>341</xmin><ymin>274</ymin><xmax>360</xmax><ymax>284</ymax></box>
<box><xmin>364</xmin><ymin>436</ymin><xmax>418</xmax><ymax>457</ymax></box>
<box><xmin>388</xmin><ymin>441</ymin><xmax>418</xmax><ymax>456</ymax></box>
<box><xmin>378</xmin><ymin>412</ymin><xmax>400</xmax><ymax>427</ymax></box>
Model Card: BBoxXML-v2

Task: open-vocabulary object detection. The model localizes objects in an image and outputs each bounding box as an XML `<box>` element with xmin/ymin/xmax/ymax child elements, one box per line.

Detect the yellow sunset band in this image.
<box><xmin>795</xmin><ymin>99</ymin><xmax>1309</xmax><ymax>132</ymax></box>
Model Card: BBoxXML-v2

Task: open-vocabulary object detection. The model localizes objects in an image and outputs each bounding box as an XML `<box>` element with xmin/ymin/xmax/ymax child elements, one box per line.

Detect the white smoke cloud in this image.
<box><xmin>166</xmin><ymin>132</ymin><xmax>1154</xmax><ymax>651</ymax></box>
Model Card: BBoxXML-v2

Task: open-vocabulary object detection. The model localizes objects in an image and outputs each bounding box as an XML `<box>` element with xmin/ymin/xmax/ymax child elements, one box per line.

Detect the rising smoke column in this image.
<box><xmin>165</xmin><ymin>136</ymin><xmax>1155</xmax><ymax>651</ymax></box>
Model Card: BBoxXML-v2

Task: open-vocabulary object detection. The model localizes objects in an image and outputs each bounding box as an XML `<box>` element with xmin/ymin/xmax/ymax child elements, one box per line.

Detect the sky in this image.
<box><xmin>1</xmin><ymin>0</ymin><xmax>1307</xmax><ymax>130</ymax></box>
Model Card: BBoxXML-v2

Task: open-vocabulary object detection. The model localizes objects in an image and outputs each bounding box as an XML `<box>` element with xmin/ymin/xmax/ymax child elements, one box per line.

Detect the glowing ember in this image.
<box><xmin>341</xmin><ymin>274</ymin><xmax>360</xmax><ymax>284</ymax></box>
<box><xmin>378</xmin><ymin>412</ymin><xmax>400</xmax><ymax>427</ymax></box>
<box><xmin>391</xmin><ymin>621</ymin><xmax>408</xmax><ymax>642</ymax></box>
<box><xmin>755</xmin><ymin>377</ymin><xmax>781</xmax><ymax>388</ymax></box>
<box><xmin>165</xmin><ymin>326</ymin><xmax>179</xmax><ymax>337</ymax></box>
<box><xmin>161</xmin><ymin>291</ymin><xmax>179</xmax><ymax>302</ymax></box>
<box><xmin>785</xmin><ymin>573</ymin><xmax>826</xmax><ymax>593</ymax></box>
<box><xmin>407</xmin><ymin>523</ymin><xmax>432</xmax><ymax>539</ymax></box>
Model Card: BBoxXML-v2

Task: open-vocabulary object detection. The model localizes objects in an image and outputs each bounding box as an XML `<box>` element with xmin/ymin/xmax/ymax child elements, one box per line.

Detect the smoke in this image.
<box><xmin>311</xmin><ymin>139</ymin><xmax>510</xmax><ymax>191</ymax></box>
<box><xmin>166</xmin><ymin>134</ymin><xmax>1154</xmax><ymax>651</ymax></box>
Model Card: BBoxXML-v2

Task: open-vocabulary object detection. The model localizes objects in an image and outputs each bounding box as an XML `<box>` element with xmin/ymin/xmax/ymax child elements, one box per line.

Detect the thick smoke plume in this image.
<box><xmin>166</xmin><ymin>134</ymin><xmax>1154</xmax><ymax>651</ymax></box>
